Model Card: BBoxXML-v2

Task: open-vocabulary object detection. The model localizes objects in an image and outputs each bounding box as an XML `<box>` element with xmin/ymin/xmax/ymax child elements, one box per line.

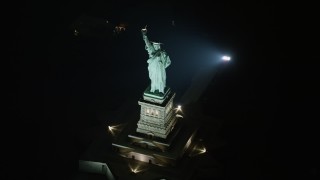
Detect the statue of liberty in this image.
<box><xmin>141</xmin><ymin>27</ymin><xmax>171</xmax><ymax>94</ymax></box>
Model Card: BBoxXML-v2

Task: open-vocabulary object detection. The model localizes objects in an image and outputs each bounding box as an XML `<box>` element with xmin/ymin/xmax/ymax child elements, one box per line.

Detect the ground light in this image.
<box><xmin>175</xmin><ymin>105</ymin><xmax>182</xmax><ymax>113</ymax></box>
<box><xmin>107</xmin><ymin>124</ymin><xmax>126</xmax><ymax>136</ymax></box>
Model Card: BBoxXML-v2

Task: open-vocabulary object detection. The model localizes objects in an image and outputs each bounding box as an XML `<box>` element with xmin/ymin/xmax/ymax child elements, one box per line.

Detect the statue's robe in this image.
<box><xmin>143</xmin><ymin>34</ymin><xmax>171</xmax><ymax>93</ymax></box>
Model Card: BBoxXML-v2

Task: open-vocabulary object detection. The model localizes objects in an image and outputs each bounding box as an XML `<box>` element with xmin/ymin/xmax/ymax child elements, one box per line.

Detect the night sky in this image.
<box><xmin>9</xmin><ymin>0</ymin><xmax>318</xmax><ymax>179</ymax></box>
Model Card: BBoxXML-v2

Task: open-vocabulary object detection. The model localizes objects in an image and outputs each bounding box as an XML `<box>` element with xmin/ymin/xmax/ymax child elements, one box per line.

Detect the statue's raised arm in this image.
<box><xmin>141</xmin><ymin>27</ymin><xmax>171</xmax><ymax>94</ymax></box>
<box><xmin>141</xmin><ymin>26</ymin><xmax>155</xmax><ymax>55</ymax></box>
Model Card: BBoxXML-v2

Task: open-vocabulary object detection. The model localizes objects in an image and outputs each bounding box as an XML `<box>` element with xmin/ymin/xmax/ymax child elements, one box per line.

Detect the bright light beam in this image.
<box><xmin>222</xmin><ymin>55</ymin><xmax>231</xmax><ymax>61</ymax></box>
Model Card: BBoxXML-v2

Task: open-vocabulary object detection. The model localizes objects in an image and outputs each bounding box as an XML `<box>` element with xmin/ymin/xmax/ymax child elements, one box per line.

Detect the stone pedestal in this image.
<box><xmin>137</xmin><ymin>87</ymin><xmax>177</xmax><ymax>139</ymax></box>
<box><xmin>111</xmin><ymin>86</ymin><xmax>198</xmax><ymax>167</ymax></box>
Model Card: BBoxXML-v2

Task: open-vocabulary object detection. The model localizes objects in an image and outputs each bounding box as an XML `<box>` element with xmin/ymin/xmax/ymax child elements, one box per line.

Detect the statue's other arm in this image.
<box><xmin>163</xmin><ymin>52</ymin><xmax>171</xmax><ymax>68</ymax></box>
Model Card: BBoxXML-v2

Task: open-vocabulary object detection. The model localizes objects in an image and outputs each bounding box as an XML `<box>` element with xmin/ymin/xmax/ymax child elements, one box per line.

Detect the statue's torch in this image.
<box><xmin>141</xmin><ymin>25</ymin><xmax>147</xmax><ymax>34</ymax></box>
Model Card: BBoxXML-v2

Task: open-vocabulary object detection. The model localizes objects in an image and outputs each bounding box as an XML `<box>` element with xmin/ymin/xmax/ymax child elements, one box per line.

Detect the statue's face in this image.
<box><xmin>153</xmin><ymin>43</ymin><xmax>161</xmax><ymax>50</ymax></box>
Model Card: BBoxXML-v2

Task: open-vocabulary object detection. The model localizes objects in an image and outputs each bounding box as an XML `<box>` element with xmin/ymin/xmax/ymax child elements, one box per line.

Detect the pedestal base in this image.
<box><xmin>112</xmin><ymin>116</ymin><xmax>198</xmax><ymax>167</ymax></box>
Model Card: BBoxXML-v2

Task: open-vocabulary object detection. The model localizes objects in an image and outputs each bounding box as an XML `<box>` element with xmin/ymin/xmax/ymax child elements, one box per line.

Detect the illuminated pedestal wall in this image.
<box><xmin>136</xmin><ymin>88</ymin><xmax>177</xmax><ymax>139</ymax></box>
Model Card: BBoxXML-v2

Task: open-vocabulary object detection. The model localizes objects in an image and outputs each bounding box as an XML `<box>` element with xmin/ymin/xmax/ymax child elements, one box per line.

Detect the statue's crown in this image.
<box><xmin>151</xmin><ymin>41</ymin><xmax>163</xmax><ymax>45</ymax></box>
